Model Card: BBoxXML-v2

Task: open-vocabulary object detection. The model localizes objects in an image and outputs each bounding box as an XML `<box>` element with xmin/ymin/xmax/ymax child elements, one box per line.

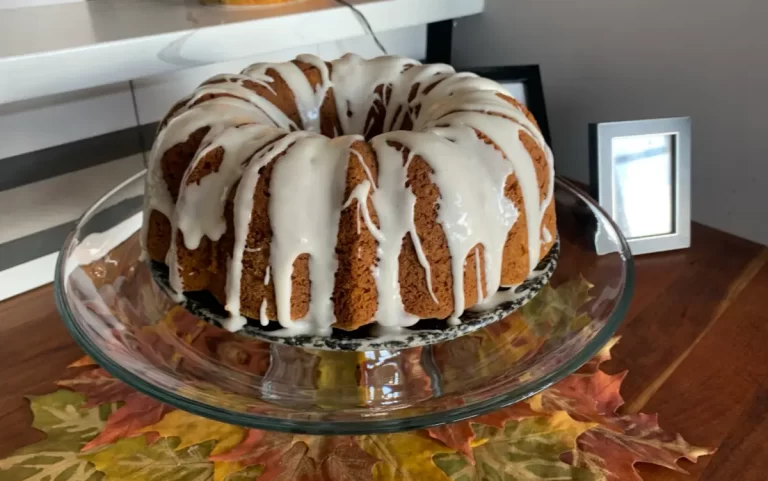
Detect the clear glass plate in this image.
<box><xmin>55</xmin><ymin>171</ymin><xmax>633</xmax><ymax>435</ymax></box>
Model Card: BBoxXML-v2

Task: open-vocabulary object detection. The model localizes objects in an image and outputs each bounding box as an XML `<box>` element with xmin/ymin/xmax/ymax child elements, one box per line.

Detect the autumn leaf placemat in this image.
<box><xmin>0</xmin><ymin>337</ymin><xmax>712</xmax><ymax>481</ymax></box>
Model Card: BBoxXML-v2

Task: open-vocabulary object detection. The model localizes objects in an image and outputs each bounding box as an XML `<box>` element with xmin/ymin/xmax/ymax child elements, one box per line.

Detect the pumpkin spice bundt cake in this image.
<box><xmin>141</xmin><ymin>54</ymin><xmax>557</xmax><ymax>335</ymax></box>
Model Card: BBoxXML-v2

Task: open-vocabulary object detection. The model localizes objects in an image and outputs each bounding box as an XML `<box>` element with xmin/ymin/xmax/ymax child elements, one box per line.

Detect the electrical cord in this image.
<box><xmin>334</xmin><ymin>0</ymin><xmax>389</xmax><ymax>55</ymax></box>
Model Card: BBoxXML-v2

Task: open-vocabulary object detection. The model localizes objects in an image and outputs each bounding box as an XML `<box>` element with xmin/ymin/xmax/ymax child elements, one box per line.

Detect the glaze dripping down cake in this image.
<box><xmin>142</xmin><ymin>54</ymin><xmax>557</xmax><ymax>335</ymax></box>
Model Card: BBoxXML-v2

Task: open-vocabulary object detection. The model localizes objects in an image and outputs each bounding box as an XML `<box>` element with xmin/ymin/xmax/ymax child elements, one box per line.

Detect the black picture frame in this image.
<box><xmin>465</xmin><ymin>65</ymin><xmax>552</xmax><ymax>147</ymax></box>
<box><xmin>426</xmin><ymin>20</ymin><xmax>454</xmax><ymax>65</ymax></box>
<box><xmin>426</xmin><ymin>21</ymin><xmax>552</xmax><ymax>147</ymax></box>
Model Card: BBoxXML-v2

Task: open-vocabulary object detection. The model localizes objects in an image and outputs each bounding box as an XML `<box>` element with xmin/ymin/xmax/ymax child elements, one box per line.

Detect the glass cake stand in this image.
<box><xmin>55</xmin><ymin>171</ymin><xmax>633</xmax><ymax>435</ymax></box>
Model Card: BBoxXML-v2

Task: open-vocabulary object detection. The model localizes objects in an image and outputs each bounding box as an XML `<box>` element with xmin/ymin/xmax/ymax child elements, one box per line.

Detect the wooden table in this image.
<box><xmin>1</xmin><ymin>223</ymin><xmax>767</xmax><ymax>480</ymax></box>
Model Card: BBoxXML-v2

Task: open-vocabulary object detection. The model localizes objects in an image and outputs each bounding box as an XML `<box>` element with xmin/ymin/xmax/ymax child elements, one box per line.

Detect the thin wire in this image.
<box><xmin>128</xmin><ymin>79</ymin><xmax>149</xmax><ymax>167</ymax></box>
<box><xmin>334</xmin><ymin>0</ymin><xmax>389</xmax><ymax>56</ymax></box>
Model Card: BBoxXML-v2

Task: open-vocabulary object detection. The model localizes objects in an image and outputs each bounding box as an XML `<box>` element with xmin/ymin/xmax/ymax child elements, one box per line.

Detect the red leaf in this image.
<box><xmin>213</xmin><ymin>431</ymin><xmax>377</xmax><ymax>481</ymax></box>
<box><xmin>210</xmin><ymin>429</ymin><xmax>294</xmax><ymax>465</ymax></box>
<box><xmin>260</xmin><ymin>442</ymin><xmax>320</xmax><ymax>481</ymax></box>
<box><xmin>81</xmin><ymin>392</ymin><xmax>174</xmax><ymax>451</ymax></box>
<box><xmin>542</xmin><ymin>370</ymin><xmax>627</xmax><ymax>426</ymax></box>
<box><xmin>320</xmin><ymin>438</ymin><xmax>379</xmax><ymax>481</ymax></box>
<box><xmin>57</xmin><ymin>368</ymin><xmax>134</xmax><ymax>407</ymax></box>
<box><xmin>572</xmin><ymin>413</ymin><xmax>714</xmax><ymax>481</ymax></box>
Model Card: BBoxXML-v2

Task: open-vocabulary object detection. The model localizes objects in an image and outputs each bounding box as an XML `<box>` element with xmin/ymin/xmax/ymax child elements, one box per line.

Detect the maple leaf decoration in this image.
<box><xmin>83</xmin><ymin>392</ymin><xmax>174</xmax><ymax>451</ymax></box>
<box><xmin>426</xmin><ymin>402</ymin><xmax>541</xmax><ymax>462</ymax></box>
<box><xmin>434</xmin><ymin>412</ymin><xmax>599</xmax><ymax>481</ymax></box>
<box><xmin>537</xmin><ymin>337</ymin><xmax>715</xmax><ymax>481</ymax></box>
<box><xmin>68</xmin><ymin>356</ymin><xmax>98</xmax><ymax>368</ymax></box>
<box><xmin>0</xmin><ymin>390</ymin><xmax>117</xmax><ymax>481</ymax></box>
<box><xmin>212</xmin><ymin>430</ymin><xmax>379</xmax><ymax>481</ymax></box>
<box><xmin>569</xmin><ymin>414</ymin><xmax>714</xmax><ymax>481</ymax></box>
<box><xmin>81</xmin><ymin>436</ymin><xmax>216</xmax><ymax>481</ymax></box>
<box><xmin>57</xmin><ymin>365</ymin><xmax>175</xmax><ymax>451</ymax></box>
<box><xmin>1</xmin><ymin>274</ymin><xmax>716</xmax><ymax>481</ymax></box>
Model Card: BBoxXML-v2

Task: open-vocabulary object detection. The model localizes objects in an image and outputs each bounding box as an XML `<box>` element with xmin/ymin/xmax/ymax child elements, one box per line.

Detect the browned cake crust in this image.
<box><xmin>332</xmin><ymin>141</ymin><xmax>381</xmax><ymax>330</ymax></box>
<box><xmin>148</xmin><ymin>61</ymin><xmax>557</xmax><ymax>331</ymax></box>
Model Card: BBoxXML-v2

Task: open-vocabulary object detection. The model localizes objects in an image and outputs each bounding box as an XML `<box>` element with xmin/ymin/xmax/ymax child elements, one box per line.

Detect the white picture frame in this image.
<box><xmin>590</xmin><ymin>117</ymin><xmax>691</xmax><ymax>256</ymax></box>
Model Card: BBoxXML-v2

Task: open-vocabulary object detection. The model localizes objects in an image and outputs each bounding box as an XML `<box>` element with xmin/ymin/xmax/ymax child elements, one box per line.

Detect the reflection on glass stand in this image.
<box><xmin>56</xmin><ymin>172</ymin><xmax>633</xmax><ymax>435</ymax></box>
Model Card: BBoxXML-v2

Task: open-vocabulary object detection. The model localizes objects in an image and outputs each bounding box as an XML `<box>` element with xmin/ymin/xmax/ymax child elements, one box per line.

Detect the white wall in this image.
<box><xmin>454</xmin><ymin>0</ymin><xmax>768</xmax><ymax>245</ymax></box>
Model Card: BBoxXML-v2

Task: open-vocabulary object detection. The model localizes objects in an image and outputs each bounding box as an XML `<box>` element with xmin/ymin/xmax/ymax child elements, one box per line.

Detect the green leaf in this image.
<box><xmin>0</xmin><ymin>440</ymin><xmax>103</xmax><ymax>481</ymax></box>
<box><xmin>80</xmin><ymin>437</ymin><xmax>215</xmax><ymax>481</ymax></box>
<box><xmin>29</xmin><ymin>390</ymin><xmax>115</xmax><ymax>442</ymax></box>
<box><xmin>522</xmin><ymin>277</ymin><xmax>593</xmax><ymax>338</ymax></box>
<box><xmin>0</xmin><ymin>390</ymin><xmax>117</xmax><ymax>481</ymax></box>
<box><xmin>434</xmin><ymin>413</ymin><xmax>599</xmax><ymax>481</ymax></box>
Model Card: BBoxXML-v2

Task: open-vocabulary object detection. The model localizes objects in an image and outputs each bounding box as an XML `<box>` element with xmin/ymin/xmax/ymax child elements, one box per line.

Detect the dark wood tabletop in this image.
<box><xmin>1</xmin><ymin>222</ymin><xmax>766</xmax><ymax>480</ymax></box>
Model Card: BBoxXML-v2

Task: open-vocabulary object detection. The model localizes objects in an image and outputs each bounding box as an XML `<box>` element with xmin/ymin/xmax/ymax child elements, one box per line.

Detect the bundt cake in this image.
<box><xmin>141</xmin><ymin>54</ymin><xmax>557</xmax><ymax>335</ymax></box>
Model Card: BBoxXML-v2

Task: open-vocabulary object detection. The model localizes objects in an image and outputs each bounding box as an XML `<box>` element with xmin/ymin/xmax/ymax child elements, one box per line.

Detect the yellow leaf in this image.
<box><xmin>435</xmin><ymin>412</ymin><xmax>598</xmax><ymax>481</ymax></box>
<box><xmin>140</xmin><ymin>410</ymin><xmax>246</xmax><ymax>456</ymax></box>
<box><xmin>213</xmin><ymin>461</ymin><xmax>244</xmax><ymax>481</ymax></box>
<box><xmin>528</xmin><ymin>393</ymin><xmax>546</xmax><ymax>413</ymax></box>
<box><xmin>315</xmin><ymin>351</ymin><xmax>365</xmax><ymax>408</ymax></box>
<box><xmin>546</xmin><ymin>410</ymin><xmax>598</xmax><ymax>441</ymax></box>
<box><xmin>359</xmin><ymin>432</ymin><xmax>454</xmax><ymax>481</ymax></box>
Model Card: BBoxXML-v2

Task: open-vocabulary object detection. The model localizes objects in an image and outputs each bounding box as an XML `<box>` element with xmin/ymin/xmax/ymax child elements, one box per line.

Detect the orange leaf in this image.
<box><xmin>68</xmin><ymin>356</ymin><xmax>98</xmax><ymax>368</ymax></box>
<box><xmin>81</xmin><ymin>392</ymin><xmax>174</xmax><ymax>451</ymax></box>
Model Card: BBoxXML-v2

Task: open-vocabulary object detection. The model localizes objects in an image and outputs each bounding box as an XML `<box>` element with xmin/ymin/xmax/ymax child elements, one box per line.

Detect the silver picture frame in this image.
<box><xmin>589</xmin><ymin>117</ymin><xmax>691</xmax><ymax>255</ymax></box>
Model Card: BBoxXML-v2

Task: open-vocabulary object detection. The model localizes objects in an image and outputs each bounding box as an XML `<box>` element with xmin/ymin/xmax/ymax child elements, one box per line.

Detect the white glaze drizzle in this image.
<box><xmin>143</xmin><ymin>53</ymin><xmax>556</xmax><ymax>333</ymax></box>
<box><xmin>373</xmin><ymin>131</ymin><xmax>517</xmax><ymax>324</ymax></box>
<box><xmin>242</xmin><ymin>57</ymin><xmax>332</xmax><ymax>133</ymax></box>
<box><xmin>141</xmin><ymin>96</ymin><xmax>285</xmax><ymax>256</ymax></box>
<box><xmin>178</xmin><ymin>124</ymin><xmax>285</xmax><ymax>249</ymax></box>
<box><xmin>543</xmin><ymin>226</ymin><xmax>553</xmax><ymax>244</ymax></box>
<box><xmin>329</xmin><ymin>54</ymin><xmax>416</xmax><ymax>136</ymax></box>
<box><xmin>267</xmin><ymin>134</ymin><xmax>360</xmax><ymax>333</ymax></box>
<box><xmin>165</xmin><ymin>124</ymin><xmax>285</xmax><ymax>293</ymax></box>
<box><xmin>474</xmin><ymin>245</ymin><xmax>484</xmax><ymax>303</ymax></box>
<box><xmin>259</xmin><ymin>300</ymin><xmax>269</xmax><ymax>327</ymax></box>
<box><xmin>420</xmin><ymin>101</ymin><xmax>550</xmax><ymax>272</ymax></box>
<box><xmin>225</xmin><ymin>132</ymin><xmax>314</xmax><ymax>329</ymax></box>
<box><xmin>259</xmin><ymin>266</ymin><xmax>271</xmax><ymax>326</ymax></box>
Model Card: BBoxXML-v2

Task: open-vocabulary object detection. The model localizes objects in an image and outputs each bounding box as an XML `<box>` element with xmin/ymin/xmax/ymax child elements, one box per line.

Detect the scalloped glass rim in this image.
<box><xmin>54</xmin><ymin>171</ymin><xmax>634</xmax><ymax>435</ymax></box>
